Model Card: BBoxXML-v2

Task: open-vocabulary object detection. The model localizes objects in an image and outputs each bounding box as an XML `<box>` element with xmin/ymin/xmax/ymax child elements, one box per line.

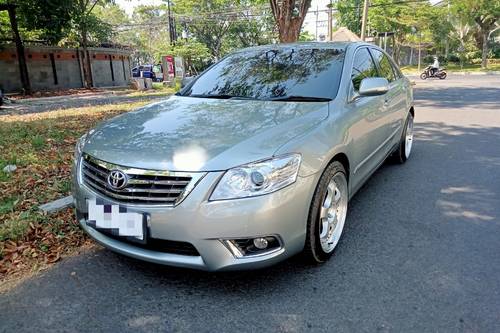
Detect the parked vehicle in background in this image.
<box><xmin>131</xmin><ymin>64</ymin><xmax>163</xmax><ymax>82</ymax></box>
<box><xmin>73</xmin><ymin>42</ymin><xmax>414</xmax><ymax>271</ymax></box>
<box><xmin>420</xmin><ymin>65</ymin><xmax>447</xmax><ymax>80</ymax></box>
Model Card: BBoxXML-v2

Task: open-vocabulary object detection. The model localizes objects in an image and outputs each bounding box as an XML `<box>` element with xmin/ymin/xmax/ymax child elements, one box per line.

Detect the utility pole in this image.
<box><xmin>445</xmin><ymin>0</ymin><xmax>450</xmax><ymax>57</ymax></box>
<box><xmin>360</xmin><ymin>0</ymin><xmax>369</xmax><ymax>41</ymax></box>
<box><xmin>327</xmin><ymin>1</ymin><xmax>333</xmax><ymax>41</ymax></box>
<box><xmin>418</xmin><ymin>32</ymin><xmax>422</xmax><ymax>72</ymax></box>
<box><xmin>315</xmin><ymin>6</ymin><xmax>319</xmax><ymax>41</ymax></box>
<box><xmin>167</xmin><ymin>0</ymin><xmax>175</xmax><ymax>45</ymax></box>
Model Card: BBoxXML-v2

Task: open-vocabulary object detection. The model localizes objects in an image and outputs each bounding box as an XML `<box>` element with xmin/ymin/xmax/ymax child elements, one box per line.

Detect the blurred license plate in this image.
<box><xmin>86</xmin><ymin>198</ymin><xmax>146</xmax><ymax>242</ymax></box>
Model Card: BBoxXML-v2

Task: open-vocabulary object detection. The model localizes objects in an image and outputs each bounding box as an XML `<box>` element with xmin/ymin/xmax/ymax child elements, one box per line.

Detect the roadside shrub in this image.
<box><xmin>447</xmin><ymin>54</ymin><xmax>460</xmax><ymax>63</ymax></box>
<box><xmin>470</xmin><ymin>58</ymin><xmax>482</xmax><ymax>65</ymax></box>
<box><xmin>465</xmin><ymin>51</ymin><xmax>481</xmax><ymax>61</ymax></box>
<box><xmin>492</xmin><ymin>48</ymin><xmax>500</xmax><ymax>59</ymax></box>
<box><xmin>423</xmin><ymin>55</ymin><xmax>434</xmax><ymax>64</ymax></box>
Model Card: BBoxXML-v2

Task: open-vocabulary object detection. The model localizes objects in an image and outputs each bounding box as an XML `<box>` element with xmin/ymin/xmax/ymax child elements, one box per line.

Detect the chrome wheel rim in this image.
<box><xmin>319</xmin><ymin>172</ymin><xmax>348</xmax><ymax>253</ymax></box>
<box><xmin>405</xmin><ymin>115</ymin><xmax>414</xmax><ymax>158</ymax></box>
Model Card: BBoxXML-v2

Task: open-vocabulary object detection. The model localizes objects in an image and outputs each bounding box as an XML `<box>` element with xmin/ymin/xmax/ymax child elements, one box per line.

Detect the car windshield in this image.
<box><xmin>178</xmin><ymin>47</ymin><xmax>345</xmax><ymax>101</ymax></box>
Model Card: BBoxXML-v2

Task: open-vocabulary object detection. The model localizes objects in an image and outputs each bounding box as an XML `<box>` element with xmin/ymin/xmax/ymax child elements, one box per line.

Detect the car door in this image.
<box><xmin>344</xmin><ymin>47</ymin><xmax>390</xmax><ymax>188</ymax></box>
<box><xmin>370</xmin><ymin>48</ymin><xmax>407</xmax><ymax>150</ymax></box>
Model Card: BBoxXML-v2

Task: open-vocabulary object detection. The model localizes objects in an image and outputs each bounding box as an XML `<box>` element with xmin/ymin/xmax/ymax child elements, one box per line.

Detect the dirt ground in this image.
<box><xmin>0</xmin><ymin>88</ymin><xmax>173</xmax><ymax>116</ymax></box>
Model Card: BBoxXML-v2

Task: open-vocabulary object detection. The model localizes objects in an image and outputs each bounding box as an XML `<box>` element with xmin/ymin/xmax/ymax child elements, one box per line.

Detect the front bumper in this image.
<box><xmin>73</xmin><ymin>168</ymin><xmax>318</xmax><ymax>271</ymax></box>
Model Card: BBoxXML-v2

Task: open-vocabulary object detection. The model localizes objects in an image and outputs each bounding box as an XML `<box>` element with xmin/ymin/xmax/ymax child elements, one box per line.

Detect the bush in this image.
<box><xmin>492</xmin><ymin>48</ymin><xmax>500</xmax><ymax>59</ymax></box>
<box><xmin>447</xmin><ymin>54</ymin><xmax>460</xmax><ymax>63</ymax></box>
<box><xmin>423</xmin><ymin>55</ymin><xmax>434</xmax><ymax>64</ymax></box>
<box><xmin>422</xmin><ymin>54</ymin><xmax>446</xmax><ymax>65</ymax></box>
<box><xmin>465</xmin><ymin>51</ymin><xmax>481</xmax><ymax>61</ymax></box>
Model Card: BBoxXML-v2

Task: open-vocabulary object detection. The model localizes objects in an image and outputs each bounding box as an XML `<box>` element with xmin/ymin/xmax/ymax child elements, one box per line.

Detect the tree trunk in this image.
<box><xmin>7</xmin><ymin>5</ymin><xmax>31</xmax><ymax>94</ymax></box>
<box><xmin>270</xmin><ymin>0</ymin><xmax>312</xmax><ymax>43</ymax></box>
<box><xmin>481</xmin><ymin>32</ymin><xmax>488</xmax><ymax>69</ymax></box>
<box><xmin>81</xmin><ymin>24</ymin><xmax>93</xmax><ymax>88</ymax></box>
<box><xmin>279</xmin><ymin>20</ymin><xmax>303</xmax><ymax>43</ymax></box>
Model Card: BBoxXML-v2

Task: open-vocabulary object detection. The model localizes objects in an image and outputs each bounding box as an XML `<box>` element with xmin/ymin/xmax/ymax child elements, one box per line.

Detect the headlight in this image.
<box><xmin>74</xmin><ymin>133</ymin><xmax>87</xmax><ymax>159</ymax></box>
<box><xmin>210</xmin><ymin>154</ymin><xmax>301</xmax><ymax>201</ymax></box>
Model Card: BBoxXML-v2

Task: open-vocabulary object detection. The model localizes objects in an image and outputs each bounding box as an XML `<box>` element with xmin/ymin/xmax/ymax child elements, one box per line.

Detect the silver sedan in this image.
<box><xmin>72</xmin><ymin>42</ymin><xmax>414</xmax><ymax>271</ymax></box>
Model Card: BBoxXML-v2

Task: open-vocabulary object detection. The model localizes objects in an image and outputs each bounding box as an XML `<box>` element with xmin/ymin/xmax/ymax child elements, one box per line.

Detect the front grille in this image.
<box><xmin>81</xmin><ymin>154</ymin><xmax>203</xmax><ymax>205</ymax></box>
<box><xmin>145</xmin><ymin>238</ymin><xmax>200</xmax><ymax>256</ymax></box>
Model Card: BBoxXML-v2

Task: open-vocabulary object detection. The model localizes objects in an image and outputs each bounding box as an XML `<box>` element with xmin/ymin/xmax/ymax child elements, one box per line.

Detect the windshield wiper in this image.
<box><xmin>187</xmin><ymin>94</ymin><xmax>255</xmax><ymax>100</ymax></box>
<box><xmin>266</xmin><ymin>95</ymin><xmax>332</xmax><ymax>102</ymax></box>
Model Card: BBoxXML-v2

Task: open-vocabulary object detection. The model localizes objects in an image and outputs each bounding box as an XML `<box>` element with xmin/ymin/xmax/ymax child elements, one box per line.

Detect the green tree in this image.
<box><xmin>334</xmin><ymin>0</ymin><xmax>363</xmax><ymax>35</ymax></box>
<box><xmin>64</xmin><ymin>0</ymin><xmax>114</xmax><ymax>87</ymax></box>
<box><xmin>0</xmin><ymin>0</ymin><xmax>73</xmax><ymax>44</ymax></box>
<box><xmin>173</xmin><ymin>0</ymin><xmax>240</xmax><ymax>60</ymax></box>
<box><xmin>367</xmin><ymin>0</ymin><xmax>427</xmax><ymax>64</ymax></box>
<box><xmin>125</xmin><ymin>4</ymin><xmax>170</xmax><ymax>64</ymax></box>
<box><xmin>299</xmin><ymin>30</ymin><xmax>315</xmax><ymax>41</ymax></box>
<box><xmin>16</xmin><ymin>0</ymin><xmax>74</xmax><ymax>44</ymax></box>
<box><xmin>161</xmin><ymin>40</ymin><xmax>211</xmax><ymax>73</ymax></box>
<box><xmin>452</xmin><ymin>0</ymin><xmax>500</xmax><ymax>68</ymax></box>
<box><xmin>93</xmin><ymin>1</ymin><xmax>130</xmax><ymax>45</ymax></box>
<box><xmin>227</xmin><ymin>1</ymin><xmax>276</xmax><ymax>48</ymax></box>
<box><xmin>425</xmin><ymin>4</ymin><xmax>453</xmax><ymax>56</ymax></box>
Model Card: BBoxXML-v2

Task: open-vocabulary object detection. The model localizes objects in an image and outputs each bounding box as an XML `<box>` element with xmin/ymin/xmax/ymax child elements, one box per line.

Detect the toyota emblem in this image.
<box><xmin>107</xmin><ymin>170</ymin><xmax>128</xmax><ymax>190</ymax></box>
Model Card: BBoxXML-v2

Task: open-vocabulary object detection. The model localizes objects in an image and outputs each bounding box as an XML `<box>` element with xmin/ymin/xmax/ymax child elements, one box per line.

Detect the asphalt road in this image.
<box><xmin>1</xmin><ymin>75</ymin><xmax>500</xmax><ymax>333</ymax></box>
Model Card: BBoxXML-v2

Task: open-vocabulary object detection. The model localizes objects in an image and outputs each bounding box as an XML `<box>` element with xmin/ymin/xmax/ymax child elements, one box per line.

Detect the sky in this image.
<box><xmin>115</xmin><ymin>0</ymin><xmax>164</xmax><ymax>15</ymax></box>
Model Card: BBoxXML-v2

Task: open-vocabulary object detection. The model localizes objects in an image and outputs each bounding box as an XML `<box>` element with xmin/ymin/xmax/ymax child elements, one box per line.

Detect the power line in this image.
<box><xmin>111</xmin><ymin>0</ymin><xmax>436</xmax><ymax>32</ymax></box>
<box><xmin>333</xmin><ymin>0</ymin><xmax>431</xmax><ymax>10</ymax></box>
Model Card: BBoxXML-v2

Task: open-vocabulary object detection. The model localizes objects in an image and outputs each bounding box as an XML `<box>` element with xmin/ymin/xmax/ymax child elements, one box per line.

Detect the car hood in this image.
<box><xmin>83</xmin><ymin>95</ymin><xmax>328</xmax><ymax>171</ymax></box>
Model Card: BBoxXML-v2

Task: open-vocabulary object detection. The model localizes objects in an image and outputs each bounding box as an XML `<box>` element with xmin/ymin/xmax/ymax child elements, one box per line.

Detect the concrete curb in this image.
<box><xmin>39</xmin><ymin>195</ymin><xmax>74</xmax><ymax>213</ymax></box>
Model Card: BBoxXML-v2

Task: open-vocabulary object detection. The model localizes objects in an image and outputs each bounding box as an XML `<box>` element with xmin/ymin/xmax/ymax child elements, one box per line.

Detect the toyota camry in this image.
<box><xmin>72</xmin><ymin>42</ymin><xmax>414</xmax><ymax>271</ymax></box>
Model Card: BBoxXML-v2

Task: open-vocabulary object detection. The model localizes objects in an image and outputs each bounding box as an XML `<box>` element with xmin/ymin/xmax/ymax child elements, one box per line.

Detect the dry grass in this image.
<box><xmin>0</xmin><ymin>101</ymin><xmax>152</xmax><ymax>285</ymax></box>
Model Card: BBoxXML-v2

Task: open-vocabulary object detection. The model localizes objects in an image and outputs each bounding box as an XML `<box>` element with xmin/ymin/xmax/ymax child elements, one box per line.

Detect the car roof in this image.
<box><xmin>235</xmin><ymin>41</ymin><xmax>371</xmax><ymax>54</ymax></box>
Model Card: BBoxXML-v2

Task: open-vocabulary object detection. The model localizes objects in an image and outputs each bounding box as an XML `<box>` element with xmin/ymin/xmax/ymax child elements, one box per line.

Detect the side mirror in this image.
<box><xmin>181</xmin><ymin>76</ymin><xmax>197</xmax><ymax>88</ymax></box>
<box><xmin>359</xmin><ymin>77</ymin><xmax>389</xmax><ymax>96</ymax></box>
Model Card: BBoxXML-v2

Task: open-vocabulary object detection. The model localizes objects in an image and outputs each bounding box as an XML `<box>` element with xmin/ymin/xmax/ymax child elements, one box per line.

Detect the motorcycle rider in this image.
<box><xmin>430</xmin><ymin>56</ymin><xmax>439</xmax><ymax>76</ymax></box>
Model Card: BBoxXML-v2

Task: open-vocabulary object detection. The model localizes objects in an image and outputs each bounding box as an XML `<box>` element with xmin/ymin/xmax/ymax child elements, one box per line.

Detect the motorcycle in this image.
<box><xmin>420</xmin><ymin>66</ymin><xmax>447</xmax><ymax>80</ymax></box>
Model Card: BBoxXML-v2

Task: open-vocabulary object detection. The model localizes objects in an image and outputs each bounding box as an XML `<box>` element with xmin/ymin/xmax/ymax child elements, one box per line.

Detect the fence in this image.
<box><xmin>0</xmin><ymin>45</ymin><xmax>132</xmax><ymax>93</ymax></box>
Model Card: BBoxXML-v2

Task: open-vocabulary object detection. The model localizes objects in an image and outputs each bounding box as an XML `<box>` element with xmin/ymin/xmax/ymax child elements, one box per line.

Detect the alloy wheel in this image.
<box><xmin>318</xmin><ymin>172</ymin><xmax>348</xmax><ymax>253</ymax></box>
<box><xmin>405</xmin><ymin>115</ymin><xmax>414</xmax><ymax>159</ymax></box>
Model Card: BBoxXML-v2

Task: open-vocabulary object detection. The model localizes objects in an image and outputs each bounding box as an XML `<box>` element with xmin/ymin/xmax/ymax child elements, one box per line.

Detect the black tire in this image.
<box><xmin>302</xmin><ymin>161</ymin><xmax>347</xmax><ymax>263</ymax></box>
<box><xmin>420</xmin><ymin>73</ymin><xmax>427</xmax><ymax>80</ymax></box>
<box><xmin>392</xmin><ymin>112</ymin><xmax>414</xmax><ymax>164</ymax></box>
<box><xmin>438</xmin><ymin>72</ymin><xmax>447</xmax><ymax>80</ymax></box>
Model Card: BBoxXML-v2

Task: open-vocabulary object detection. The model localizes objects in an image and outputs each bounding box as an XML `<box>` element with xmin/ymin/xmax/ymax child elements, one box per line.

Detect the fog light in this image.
<box><xmin>253</xmin><ymin>237</ymin><xmax>268</xmax><ymax>249</ymax></box>
<box><xmin>221</xmin><ymin>236</ymin><xmax>281</xmax><ymax>258</ymax></box>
